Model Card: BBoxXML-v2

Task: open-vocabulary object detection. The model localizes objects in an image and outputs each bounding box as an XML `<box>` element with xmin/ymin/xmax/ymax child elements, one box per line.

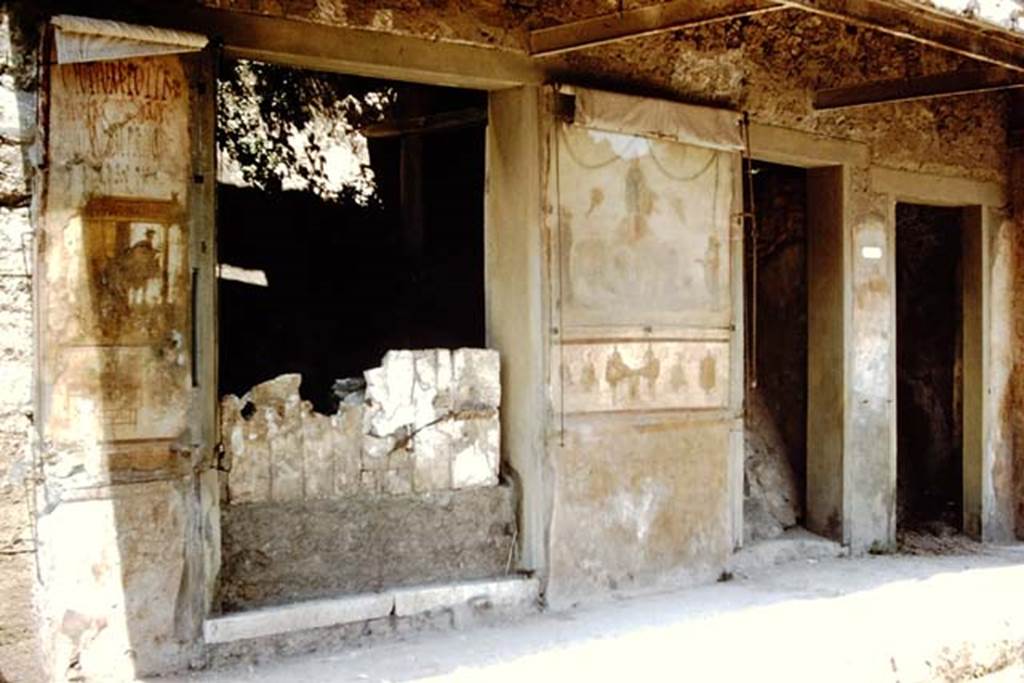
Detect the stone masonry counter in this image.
<box><xmin>220</xmin><ymin>348</ymin><xmax>501</xmax><ymax>502</ymax></box>
<box><xmin>217</xmin><ymin>348</ymin><xmax>513</xmax><ymax>610</ymax></box>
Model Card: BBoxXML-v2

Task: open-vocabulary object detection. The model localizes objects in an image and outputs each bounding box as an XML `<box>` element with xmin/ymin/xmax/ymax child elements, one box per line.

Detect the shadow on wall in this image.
<box><xmin>743</xmin><ymin>161</ymin><xmax>808</xmax><ymax>542</ymax></box>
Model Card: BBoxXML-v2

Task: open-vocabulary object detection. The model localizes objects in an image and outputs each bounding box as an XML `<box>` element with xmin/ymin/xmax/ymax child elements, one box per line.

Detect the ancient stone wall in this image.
<box><xmin>218</xmin><ymin>348</ymin><xmax>511</xmax><ymax>609</ymax></box>
<box><xmin>221</xmin><ymin>349</ymin><xmax>501</xmax><ymax>502</ymax></box>
<box><xmin>0</xmin><ymin>7</ymin><xmax>42</xmax><ymax>682</ymax></box>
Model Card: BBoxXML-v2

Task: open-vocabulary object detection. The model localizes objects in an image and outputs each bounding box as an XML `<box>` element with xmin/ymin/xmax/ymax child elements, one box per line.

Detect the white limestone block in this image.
<box><xmin>453</xmin><ymin>348</ymin><xmax>501</xmax><ymax>411</ymax></box>
<box><xmin>411</xmin><ymin>349</ymin><xmax>453</xmax><ymax>429</ymax></box>
<box><xmin>364</xmin><ymin>350</ymin><xmax>417</xmax><ymax>436</ymax></box>
<box><xmin>451</xmin><ymin>417</ymin><xmax>500</xmax><ymax>489</ymax></box>
<box><xmin>411</xmin><ymin>420</ymin><xmax>456</xmax><ymax>492</ymax></box>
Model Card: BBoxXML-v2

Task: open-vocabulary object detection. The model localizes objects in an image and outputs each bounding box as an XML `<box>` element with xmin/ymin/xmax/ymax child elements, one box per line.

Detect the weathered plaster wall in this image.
<box><xmin>219</xmin><ymin>487</ymin><xmax>516</xmax><ymax>610</ymax></box>
<box><xmin>0</xmin><ymin>7</ymin><xmax>42</xmax><ymax>683</ymax></box>
<box><xmin>542</xmin><ymin>11</ymin><xmax>1010</xmax><ymax>552</ymax></box>
<box><xmin>34</xmin><ymin>50</ymin><xmax>217</xmax><ymax>680</ymax></box>
<box><xmin>1</xmin><ymin>8</ymin><xmax>1018</xmax><ymax>680</ymax></box>
<box><xmin>548</xmin><ymin>417</ymin><xmax>731</xmax><ymax>603</ymax></box>
<box><xmin>204</xmin><ymin>0</ymin><xmax>1019</xmax><ymax>556</ymax></box>
<box><xmin>541</xmin><ymin>91</ymin><xmax>744</xmax><ymax>606</ymax></box>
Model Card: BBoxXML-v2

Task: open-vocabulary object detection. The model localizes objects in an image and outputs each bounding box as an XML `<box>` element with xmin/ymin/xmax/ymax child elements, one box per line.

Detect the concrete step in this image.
<box><xmin>727</xmin><ymin>527</ymin><xmax>846</xmax><ymax>576</ymax></box>
<box><xmin>204</xmin><ymin>575</ymin><xmax>539</xmax><ymax>645</ymax></box>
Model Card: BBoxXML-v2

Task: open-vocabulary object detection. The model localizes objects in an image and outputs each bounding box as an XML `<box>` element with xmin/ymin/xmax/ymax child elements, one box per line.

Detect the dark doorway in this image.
<box><xmin>216</xmin><ymin>60</ymin><xmax>488</xmax><ymax>412</ymax></box>
<box><xmin>896</xmin><ymin>203</ymin><xmax>964</xmax><ymax>531</ymax></box>
<box><xmin>743</xmin><ymin>161</ymin><xmax>809</xmax><ymax>542</ymax></box>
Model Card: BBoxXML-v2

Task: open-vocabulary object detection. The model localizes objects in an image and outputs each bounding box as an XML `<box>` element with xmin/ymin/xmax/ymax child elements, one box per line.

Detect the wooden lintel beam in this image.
<box><xmin>137</xmin><ymin>5</ymin><xmax>543</xmax><ymax>89</ymax></box>
<box><xmin>779</xmin><ymin>0</ymin><xmax>1024</xmax><ymax>73</ymax></box>
<box><xmin>529</xmin><ymin>0</ymin><xmax>785</xmax><ymax>57</ymax></box>
<box><xmin>361</xmin><ymin>107</ymin><xmax>488</xmax><ymax>138</ymax></box>
<box><xmin>815</xmin><ymin>67</ymin><xmax>1024</xmax><ymax>109</ymax></box>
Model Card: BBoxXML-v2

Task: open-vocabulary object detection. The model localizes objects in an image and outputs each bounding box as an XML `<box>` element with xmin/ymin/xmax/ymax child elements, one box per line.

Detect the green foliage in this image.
<box><xmin>216</xmin><ymin>60</ymin><xmax>394</xmax><ymax>203</ymax></box>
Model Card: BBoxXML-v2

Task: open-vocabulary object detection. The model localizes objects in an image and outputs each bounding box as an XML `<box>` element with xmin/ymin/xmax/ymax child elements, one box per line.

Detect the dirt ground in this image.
<box><xmin>159</xmin><ymin>545</ymin><xmax>1024</xmax><ymax>683</ymax></box>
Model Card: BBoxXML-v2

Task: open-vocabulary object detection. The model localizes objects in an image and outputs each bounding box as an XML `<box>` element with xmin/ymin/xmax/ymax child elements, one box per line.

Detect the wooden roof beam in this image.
<box><xmin>529</xmin><ymin>0</ymin><xmax>785</xmax><ymax>57</ymax></box>
<box><xmin>815</xmin><ymin>67</ymin><xmax>1024</xmax><ymax>109</ymax></box>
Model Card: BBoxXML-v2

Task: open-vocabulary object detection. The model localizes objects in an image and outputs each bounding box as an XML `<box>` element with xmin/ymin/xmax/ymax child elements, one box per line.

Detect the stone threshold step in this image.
<box><xmin>203</xmin><ymin>575</ymin><xmax>540</xmax><ymax>645</ymax></box>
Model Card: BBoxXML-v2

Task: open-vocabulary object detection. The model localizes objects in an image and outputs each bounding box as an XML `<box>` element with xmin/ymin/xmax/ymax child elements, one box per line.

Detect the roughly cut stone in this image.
<box><xmin>383</xmin><ymin>468</ymin><xmax>413</xmax><ymax>495</ymax></box>
<box><xmin>302</xmin><ymin>410</ymin><xmax>334</xmax><ymax>500</ymax></box>
<box><xmin>453</xmin><ymin>348</ymin><xmax>501</xmax><ymax>411</ymax></box>
<box><xmin>365</xmin><ymin>350</ymin><xmax>416</xmax><ymax>437</ymax></box>
<box><xmin>363</xmin><ymin>432</ymin><xmax>398</xmax><ymax>466</ymax></box>
<box><xmin>223</xmin><ymin>349</ymin><xmax>501</xmax><ymax>504</ymax></box>
<box><xmin>744</xmin><ymin>389</ymin><xmax>800</xmax><ymax>543</ymax></box>
<box><xmin>331</xmin><ymin>405</ymin><xmax>363</xmax><ymax>496</ymax></box>
<box><xmin>412</xmin><ymin>420</ymin><xmax>456</xmax><ymax>492</ymax></box>
<box><xmin>451</xmin><ymin>417</ymin><xmax>500</xmax><ymax>489</ymax></box>
<box><xmin>412</xmin><ymin>349</ymin><xmax>453</xmax><ymax>429</ymax></box>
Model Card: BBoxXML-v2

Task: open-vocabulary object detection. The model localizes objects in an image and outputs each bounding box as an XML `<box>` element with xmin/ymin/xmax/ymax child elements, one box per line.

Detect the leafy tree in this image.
<box><xmin>217</xmin><ymin>60</ymin><xmax>395</xmax><ymax>204</ymax></box>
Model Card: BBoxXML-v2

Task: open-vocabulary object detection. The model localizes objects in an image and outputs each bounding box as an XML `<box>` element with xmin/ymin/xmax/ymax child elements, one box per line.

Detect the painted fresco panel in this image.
<box><xmin>44</xmin><ymin>56</ymin><xmax>191</xmax><ymax>444</ymax></box>
<box><xmin>556</xmin><ymin>124</ymin><xmax>732</xmax><ymax>328</ymax></box>
<box><xmin>561</xmin><ymin>340</ymin><xmax>729</xmax><ymax>413</ymax></box>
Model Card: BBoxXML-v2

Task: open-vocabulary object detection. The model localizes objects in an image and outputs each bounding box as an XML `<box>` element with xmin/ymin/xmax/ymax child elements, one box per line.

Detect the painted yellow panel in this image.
<box><xmin>561</xmin><ymin>340</ymin><xmax>729</xmax><ymax>413</ymax></box>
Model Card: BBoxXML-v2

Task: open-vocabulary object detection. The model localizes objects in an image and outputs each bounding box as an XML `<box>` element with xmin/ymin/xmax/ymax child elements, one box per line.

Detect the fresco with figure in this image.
<box><xmin>555</xmin><ymin>124</ymin><xmax>734</xmax><ymax>414</ymax></box>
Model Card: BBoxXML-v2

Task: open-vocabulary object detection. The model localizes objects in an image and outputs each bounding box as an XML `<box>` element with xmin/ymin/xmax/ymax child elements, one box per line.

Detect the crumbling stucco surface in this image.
<box><xmin>547</xmin><ymin>417</ymin><xmax>731</xmax><ymax>606</ymax></box>
<box><xmin>548</xmin><ymin>10</ymin><xmax>1006</xmax><ymax>183</ymax></box>
<box><xmin>0</xmin><ymin>7</ymin><xmax>43</xmax><ymax>683</ymax></box>
<box><xmin>34</xmin><ymin>51</ymin><xmax>216</xmax><ymax>681</ymax></box>
<box><xmin>744</xmin><ymin>390</ymin><xmax>799</xmax><ymax>542</ymax></box>
<box><xmin>217</xmin><ymin>349</ymin><xmax>509</xmax><ymax>610</ymax></box>
<box><xmin>221</xmin><ymin>349</ymin><xmax>501</xmax><ymax>503</ymax></box>
<box><xmin>218</xmin><ymin>487</ymin><xmax>516</xmax><ymax>610</ymax></box>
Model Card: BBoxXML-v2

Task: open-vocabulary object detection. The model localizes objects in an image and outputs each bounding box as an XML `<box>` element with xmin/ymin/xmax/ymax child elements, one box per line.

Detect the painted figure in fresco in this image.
<box><xmin>570</xmin><ymin>159</ymin><xmax>680</xmax><ymax>313</ymax></box>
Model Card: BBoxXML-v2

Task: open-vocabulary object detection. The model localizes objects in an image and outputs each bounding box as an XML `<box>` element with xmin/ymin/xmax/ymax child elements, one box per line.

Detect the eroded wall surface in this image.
<box><xmin>35</xmin><ymin>51</ymin><xmax>215</xmax><ymax>680</ymax></box>
<box><xmin>546</xmin><ymin>10</ymin><xmax>1012</xmax><ymax>551</ymax></box>
<box><xmin>0</xmin><ymin>8</ymin><xmax>42</xmax><ymax>683</ymax></box>
<box><xmin>207</xmin><ymin>0</ymin><xmax>1021</xmax><ymax>557</ymax></box>
<box><xmin>218</xmin><ymin>349</ymin><xmax>513</xmax><ymax>608</ymax></box>
<box><xmin>543</xmin><ymin>99</ymin><xmax>742</xmax><ymax>605</ymax></box>
<box><xmin>3</xmin><ymin>4</ymin><xmax>1022</xmax><ymax>677</ymax></box>
<box><xmin>221</xmin><ymin>349</ymin><xmax>501</xmax><ymax>502</ymax></box>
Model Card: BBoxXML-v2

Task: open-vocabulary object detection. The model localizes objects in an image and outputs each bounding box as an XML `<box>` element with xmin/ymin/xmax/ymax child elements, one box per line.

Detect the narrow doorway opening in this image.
<box><xmin>895</xmin><ymin>203</ymin><xmax>964</xmax><ymax>535</ymax></box>
<box><xmin>743</xmin><ymin>161</ymin><xmax>809</xmax><ymax>543</ymax></box>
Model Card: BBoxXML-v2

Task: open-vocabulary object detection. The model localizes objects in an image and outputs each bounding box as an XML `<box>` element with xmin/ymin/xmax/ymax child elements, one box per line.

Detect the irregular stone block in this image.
<box><xmin>248</xmin><ymin>373</ymin><xmax>302</xmax><ymax>406</ymax></box>
<box><xmin>362</xmin><ymin>432</ymin><xmax>398</xmax><ymax>469</ymax></box>
<box><xmin>360</xmin><ymin>470</ymin><xmax>383</xmax><ymax>494</ymax></box>
<box><xmin>364</xmin><ymin>350</ymin><xmax>416</xmax><ymax>437</ymax></box>
<box><xmin>451</xmin><ymin>417</ymin><xmax>500</xmax><ymax>489</ymax></box>
<box><xmin>412</xmin><ymin>348</ymin><xmax>453</xmax><ymax>429</ymax></box>
<box><xmin>412</xmin><ymin>420</ymin><xmax>455</xmax><ymax>492</ymax></box>
<box><xmin>268</xmin><ymin>402</ymin><xmax>304</xmax><ymax>503</ymax></box>
<box><xmin>302</xmin><ymin>409</ymin><xmax>334</xmax><ymax>500</ymax></box>
<box><xmin>332</xmin><ymin>405</ymin><xmax>363</xmax><ymax>496</ymax></box>
<box><xmin>383</xmin><ymin>468</ymin><xmax>413</xmax><ymax>496</ymax></box>
<box><xmin>453</xmin><ymin>348</ymin><xmax>501</xmax><ymax>411</ymax></box>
